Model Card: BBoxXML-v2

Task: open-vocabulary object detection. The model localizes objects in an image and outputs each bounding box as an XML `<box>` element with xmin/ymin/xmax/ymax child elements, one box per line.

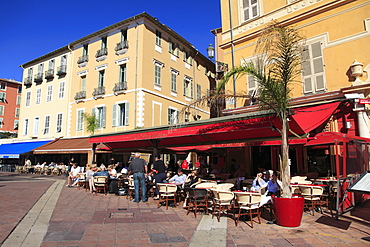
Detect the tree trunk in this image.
<box><xmin>281</xmin><ymin>113</ymin><xmax>292</xmax><ymax>198</ymax></box>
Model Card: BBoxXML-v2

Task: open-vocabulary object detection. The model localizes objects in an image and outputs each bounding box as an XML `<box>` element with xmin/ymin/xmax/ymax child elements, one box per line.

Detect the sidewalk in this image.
<box><xmin>1</xmin><ymin>172</ymin><xmax>370</xmax><ymax>246</ymax></box>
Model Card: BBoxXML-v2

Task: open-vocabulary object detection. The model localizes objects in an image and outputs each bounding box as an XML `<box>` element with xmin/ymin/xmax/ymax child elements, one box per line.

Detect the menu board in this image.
<box><xmin>347</xmin><ymin>171</ymin><xmax>370</xmax><ymax>195</ymax></box>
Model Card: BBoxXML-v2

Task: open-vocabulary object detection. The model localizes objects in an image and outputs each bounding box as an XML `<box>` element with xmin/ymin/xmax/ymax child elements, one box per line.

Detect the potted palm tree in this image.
<box><xmin>217</xmin><ymin>22</ymin><xmax>305</xmax><ymax>227</ymax></box>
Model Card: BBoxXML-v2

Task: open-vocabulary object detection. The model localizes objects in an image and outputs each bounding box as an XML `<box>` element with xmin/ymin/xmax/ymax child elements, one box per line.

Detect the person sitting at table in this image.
<box><xmin>184</xmin><ymin>170</ymin><xmax>202</xmax><ymax>188</ymax></box>
<box><xmin>67</xmin><ymin>163</ymin><xmax>80</xmax><ymax>187</ymax></box>
<box><xmin>108</xmin><ymin>165</ymin><xmax>117</xmax><ymax>179</ymax></box>
<box><xmin>260</xmin><ymin>171</ymin><xmax>282</xmax><ymax>206</ymax></box>
<box><xmin>251</xmin><ymin>172</ymin><xmax>267</xmax><ymax>191</ymax></box>
<box><xmin>93</xmin><ymin>167</ymin><xmax>109</xmax><ymax>177</ymax></box>
<box><xmin>169</xmin><ymin>169</ymin><xmax>187</xmax><ymax>191</ymax></box>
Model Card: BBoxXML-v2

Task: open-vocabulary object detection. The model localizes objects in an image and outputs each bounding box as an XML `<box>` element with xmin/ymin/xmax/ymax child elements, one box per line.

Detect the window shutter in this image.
<box><xmin>183</xmin><ymin>79</ymin><xmax>186</xmax><ymax>96</ymax></box>
<box><xmin>304</xmin><ymin>78</ymin><xmax>313</xmax><ymax>93</ymax></box>
<box><xmin>176</xmin><ymin>110</ymin><xmax>179</xmax><ymax>124</ymax></box>
<box><xmin>168</xmin><ymin>40</ymin><xmax>172</xmax><ymax>52</ymax></box>
<box><xmin>112</xmin><ymin>104</ymin><xmax>117</xmax><ymax>127</ymax></box>
<box><xmin>190</xmin><ymin>82</ymin><xmax>193</xmax><ymax>98</ymax></box>
<box><xmin>102</xmin><ymin>106</ymin><xmax>106</xmax><ymax>128</ymax></box>
<box><xmin>183</xmin><ymin>51</ymin><xmax>186</xmax><ymax>62</ymax></box>
<box><xmin>92</xmin><ymin>107</ymin><xmax>96</xmax><ymax>117</ymax></box>
<box><xmin>315</xmin><ymin>75</ymin><xmax>325</xmax><ymax>91</ymax></box>
<box><xmin>0</xmin><ymin>106</ymin><xmax>4</xmax><ymax>116</ymax></box>
<box><xmin>168</xmin><ymin>108</ymin><xmax>171</xmax><ymax>124</ymax></box>
<box><xmin>124</xmin><ymin>102</ymin><xmax>130</xmax><ymax>125</ymax></box>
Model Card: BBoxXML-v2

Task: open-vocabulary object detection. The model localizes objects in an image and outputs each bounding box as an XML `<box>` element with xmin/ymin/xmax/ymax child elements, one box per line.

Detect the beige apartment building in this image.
<box><xmin>69</xmin><ymin>12</ymin><xmax>215</xmax><ymax>138</ymax></box>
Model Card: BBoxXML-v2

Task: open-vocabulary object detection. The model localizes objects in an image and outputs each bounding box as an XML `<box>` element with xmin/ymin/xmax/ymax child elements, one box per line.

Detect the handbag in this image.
<box><xmin>116</xmin><ymin>187</ymin><xmax>127</xmax><ymax>196</ymax></box>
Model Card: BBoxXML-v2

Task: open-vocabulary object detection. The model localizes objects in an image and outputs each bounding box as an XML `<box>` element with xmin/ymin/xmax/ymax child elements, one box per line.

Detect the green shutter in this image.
<box><xmin>112</xmin><ymin>104</ymin><xmax>117</xmax><ymax>127</ymax></box>
<box><xmin>125</xmin><ymin>102</ymin><xmax>130</xmax><ymax>126</ymax></box>
<box><xmin>102</xmin><ymin>106</ymin><xmax>106</xmax><ymax>128</ymax></box>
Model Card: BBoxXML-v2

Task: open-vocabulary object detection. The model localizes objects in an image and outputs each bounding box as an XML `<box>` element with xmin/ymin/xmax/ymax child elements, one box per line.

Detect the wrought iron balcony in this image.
<box><xmin>95</xmin><ymin>48</ymin><xmax>108</xmax><ymax>58</ymax></box>
<box><xmin>92</xmin><ymin>86</ymin><xmax>105</xmax><ymax>97</ymax></box>
<box><xmin>115</xmin><ymin>40</ymin><xmax>129</xmax><ymax>51</ymax></box>
<box><xmin>45</xmin><ymin>69</ymin><xmax>54</xmax><ymax>79</ymax></box>
<box><xmin>113</xmin><ymin>81</ymin><xmax>127</xmax><ymax>93</ymax></box>
<box><xmin>57</xmin><ymin>65</ymin><xmax>67</xmax><ymax>76</ymax></box>
<box><xmin>34</xmin><ymin>73</ymin><xmax>43</xmax><ymax>83</ymax></box>
<box><xmin>24</xmin><ymin>76</ymin><xmax>33</xmax><ymax>85</ymax></box>
<box><xmin>74</xmin><ymin>91</ymin><xmax>86</xmax><ymax>101</ymax></box>
<box><xmin>77</xmin><ymin>55</ymin><xmax>89</xmax><ymax>64</ymax></box>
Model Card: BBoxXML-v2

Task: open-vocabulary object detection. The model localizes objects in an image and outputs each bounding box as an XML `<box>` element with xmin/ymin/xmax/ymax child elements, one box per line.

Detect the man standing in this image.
<box><xmin>152</xmin><ymin>155</ymin><xmax>166</xmax><ymax>200</ymax></box>
<box><xmin>128</xmin><ymin>153</ymin><xmax>148</xmax><ymax>203</ymax></box>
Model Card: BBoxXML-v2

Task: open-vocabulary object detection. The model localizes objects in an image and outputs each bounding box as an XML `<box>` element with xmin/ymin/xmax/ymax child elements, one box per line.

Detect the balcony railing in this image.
<box><xmin>34</xmin><ymin>73</ymin><xmax>43</xmax><ymax>83</ymax></box>
<box><xmin>113</xmin><ymin>81</ymin><xmax>127</xmax><ymax>93</ymax></box>
<box><xmin>95</xmin><ymin>48</ymin><xmax>108</xmax><ymax>58</ymax></box>
<box><xmin>57</xmin><ymin>65</ymin><xmax>67</xmax><ymax>76</ymax></box>
<box><xmin>77</xmin><ymin>55</ymin><xmax>89</xmax><ymax>64</ymax></box>
<box><xmin>24</xmin><ymin>76</ymin><xmax>33</xmax><ymax>85</ymax></box>
<box><xmin>45</xmin><ymin>69</ymin><xmax>54</xmax><ymax>79</ymax></box>
<box><xmin>115</xmin><ymin>40</ymin><xmax>129</xmax><ymax>51</ymax></box>
<box><xmin>92</xmin><ymin>86</ymin><xmax>105</xmax><ymax>97</ymax></box>
<box><xmin>74</xmin><ymin>91</ymin><xmax>86</xmax><ymax>101</ymax></box>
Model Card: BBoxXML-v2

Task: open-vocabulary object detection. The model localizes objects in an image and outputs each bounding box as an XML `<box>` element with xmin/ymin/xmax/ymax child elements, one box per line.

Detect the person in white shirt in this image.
<box><xmin>67</xmin><ymin>163</ymin><xmax>80</xmax><ymax>187</ymax></box>
<box><xmin>169</xmin><ymin>169</ymin><xmax>187</xmax><ymax>185</ymax></box>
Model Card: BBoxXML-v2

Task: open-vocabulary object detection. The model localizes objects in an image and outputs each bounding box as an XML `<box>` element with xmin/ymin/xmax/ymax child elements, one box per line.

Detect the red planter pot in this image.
<box><xmin>272</xmin><ymin>195</ymin><xmax>304</xmax><ymax>227</ymax></box>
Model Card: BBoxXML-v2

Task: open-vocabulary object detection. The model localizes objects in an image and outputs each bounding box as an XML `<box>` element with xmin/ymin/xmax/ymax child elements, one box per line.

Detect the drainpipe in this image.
<box><xmin>228</xmin><ymin>0</ymin><xmax>237</xmax><ymax>108</ymax></box>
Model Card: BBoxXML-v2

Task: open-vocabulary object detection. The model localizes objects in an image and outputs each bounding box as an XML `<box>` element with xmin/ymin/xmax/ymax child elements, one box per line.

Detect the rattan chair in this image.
<box><xmin>94</xmin><ymin>176</ymin><xmax>108</xmax><ymax>195</ymax></box>
<box><xmin>211</xmin><ymin>189</ymin><xmax>235</xmax><ymax>222</ymax></box>
<box><xmin>234</xmin><ymin>192</ymin><xmax>262</xmax><ymax>228</ymax></box>
<box><xmin>186</xmin><ymin>188</ymin><xmax>209</xmax><ymax>217</ymax></box>
<box><xmin>299</xmin><ymin>185</ymin><xmax>324</xmax><ymax>215</ymax></box>
<box><xmin>157</xmin><ymin>183</ymin><xmax>177</xmax><ymax>210</ymax></box>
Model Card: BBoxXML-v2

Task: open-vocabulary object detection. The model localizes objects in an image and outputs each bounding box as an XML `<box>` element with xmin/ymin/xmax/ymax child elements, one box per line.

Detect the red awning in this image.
<box><xmin>289</xmin><ymin>102</ymin><xmax>340</xmax><ymax>134</ymax></box>
<box><xmin>305</xmin><ymin>132</ymin><xmax>370</xmax><ymax>146</ymax></box>
<box><xmin>90</xmin><ymin>102</ymin><xmax>340</xmax><ymax>150</ymax></box>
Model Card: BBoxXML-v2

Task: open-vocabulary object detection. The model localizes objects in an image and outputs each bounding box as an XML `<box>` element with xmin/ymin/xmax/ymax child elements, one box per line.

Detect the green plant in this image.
<box><xmin>83</xmin><ymin>113</ymin><xmax>98</xmax><ymax>135</ymax></box>
<box><xmin>217</xmin><ymin>22</ymin><xmax>305</xmax><ymax>198</ymax></box>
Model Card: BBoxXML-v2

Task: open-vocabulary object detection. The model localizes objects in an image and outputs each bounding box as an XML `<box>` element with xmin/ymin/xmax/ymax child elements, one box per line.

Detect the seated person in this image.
<box><xmin>169</xmin><ymin>169</ymin><xmax>187</xmax><ymax>191</ymax></box>
<box><xmin>108</xmin><ymin>165</ymin><xmax>117</xmax><ymax>179</ymax></box>
<box><xmin>251</xmin><ymin>172</ymin><xmax>267</xmax><ymax>191</ymax></box>
<box><xmin>260</xmin><ymin>171</ymin><xmax>282</xmax><ymax>206</ymax></box>
<box><xmin>184</xmin><ymin>170</ymin><xmax>202</xmax><ymax>188</ymax></box>
<box><xmin>86</xmin><ymin>166</ymin><xmax>96</xmax><ymax>192</ymax></box>
<box><xmin>67</xmin><ymin>163</ymin><xmax>80</xmax><ymax>187</ymax></box>
<box><xmin>93</xmin><ymin>167</ymin><xmax>109</xmax><ymax>177</ymax></box>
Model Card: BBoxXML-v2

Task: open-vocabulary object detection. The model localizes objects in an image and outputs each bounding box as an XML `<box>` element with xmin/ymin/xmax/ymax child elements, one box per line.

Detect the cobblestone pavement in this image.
<box><xmin>1</xmin><ymin>172</ymin><xmax>370</xmax><ymax>246</ymax></box>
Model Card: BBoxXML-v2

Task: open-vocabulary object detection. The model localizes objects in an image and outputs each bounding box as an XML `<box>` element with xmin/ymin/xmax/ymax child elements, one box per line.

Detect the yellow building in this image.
<box><xmin>69</xmin><ymin>12</ymin><xmax>215</xmax><ymax>138</ymax></box>
<box><xmin>219</xmin><ymin>0</ymin><xmax>370</xmax><ymax>108</ymax></box>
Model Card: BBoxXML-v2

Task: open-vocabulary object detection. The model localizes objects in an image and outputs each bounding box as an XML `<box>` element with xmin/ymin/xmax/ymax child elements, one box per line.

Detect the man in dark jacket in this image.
<box><xmin>152</xmin><ymin>155</ymin><xmax>166</xmax><ymax>199</ymax></box>
<box><xmin>128</xmin><ymin>153</ymin><xmax>148</xmax><ymax>203</ymax></box>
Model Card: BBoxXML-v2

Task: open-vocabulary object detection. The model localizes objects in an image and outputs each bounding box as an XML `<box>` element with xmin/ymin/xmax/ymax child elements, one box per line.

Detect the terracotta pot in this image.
<box><xmin>272</xmin><ymin>195</ymin><xmax>304</xmax><ymax>227</ymax></box>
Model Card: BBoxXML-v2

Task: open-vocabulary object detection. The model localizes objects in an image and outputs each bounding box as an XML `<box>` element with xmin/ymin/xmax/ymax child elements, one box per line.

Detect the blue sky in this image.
<box><xmin>0</xmin><ymin>0</ymin><xmax>221</xmax><ymax>82</ymax></box>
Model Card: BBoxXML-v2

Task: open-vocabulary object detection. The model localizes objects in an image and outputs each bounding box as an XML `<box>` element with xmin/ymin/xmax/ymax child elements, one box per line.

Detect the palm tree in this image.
<box><xmin>217</xmin><ymin>22</ymin><xmax>305</xmax><ymax>198</ymax></box>
<box><xmin>83</xmin><ymin>112</ymin><xmax>99</xmax><ymax>135</ymax></box>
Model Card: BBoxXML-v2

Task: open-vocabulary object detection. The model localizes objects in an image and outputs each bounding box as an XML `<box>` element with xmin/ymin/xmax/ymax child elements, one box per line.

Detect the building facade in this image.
<box><xmin>0</xmin><ymin>78</ymin><xmax>22</xmax><ymax>137</ymax></box>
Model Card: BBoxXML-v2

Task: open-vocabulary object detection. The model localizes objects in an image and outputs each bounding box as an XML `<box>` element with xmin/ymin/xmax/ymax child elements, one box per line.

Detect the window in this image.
<box><xmin>197</xmin><ymin>84</ymin><xmax>201</xmax><ymax>100</ymax></box>
<box><xmin>33</xmin><ymin>117</ymin><xmax>39</xmax><ymax>135</ymax></box>
<box><xmin>155</xmin><ymin>30</ymin><xmax>162</xmax><ymax>46</ymax></box>
<box><xmin>0</xmin><ymin>118</ymin><xmax>3</xmax><ymax>128</ymax></box>
<box><xmin>168</xmin><ymin>39</ymin><xmax>179</xmax><ymax>56</ymax></box>
<box><xmin>38</xmin><ymin>63</ymin><xmax>44</xmax><ymax>74</ymax></box>
<box><xmin>44</xmin><ymin>115</ymin><xmax>50</xmax><ymax>135</ymax></box>
<box><xmin>16</xmin><ymin>95</ymin><xmax>21</xmax><ymax>105</ymax></box>
<box><xmin>15</xmin><ymin>108</ymin><xmax>20</xmax><ymax>118</ymax></box>
<box><xmin>0</xmin><ymin>92</ymin><xmax>6</xmax><ymax>102</ymax></box>
<box><xmin>242</xmin><ymin>0</ymin><xmax>259</xmax><ymax>22</ymax></box>
<box><xmin>101</xmin><ymin>36</ymin><xmax>107</xmax><ymax>49</ymax></box>
<box><xmin>77</xmin><ymin>109</ymin><xmax>84</xmax><ymax>131</ymax></box>
<box><xmin>28</xmin><ymin>68</ymin><xmax>33</xmax><ymax>78</ymax></box>
<box><xmin>93</xmin><ymin>106</ymin><xmax>106</xmax><ymax>128</ymax></box>
<box><xmin>36</xmin><ymin>88</ymin><xmax>41</xmax><ymax>104</ymax></box>
<box><xmin>46</xmin><ymin>85</ymin><xmax>53</xmax><ymax>102</ymax></box>
<box><xmin>112</xmin><ymin>102</ymin><xmax>130</xmax><ymax>127</ymax></box>
<box><xmin>168</xmin><ymin>108</ymin><xmax>178</xmax><ymax>125</ymax></box>
<box><xmin>0</xmin><ymin>105</ymin><xmax>4</xmax><ymax>116</ymax></box>
<box><xmin>61</xmin><ymin>55</ymin><xmax>67</xmax><ymax>66</ymax></box>
<box><xmin>14</xmin><ymin>120</ymin><xmax>19</xmax><ymax>130</ymax></box>
<box><xmin>183</xmin><ymin>77</ymin><xmax>193</xmax><ymax>98</ymax></box>
<box><xmin>18</xmin><ymin>86</ymin><xmax>22</xmax><ymax>94</ymax></box>
<box><xmin>302</xmin><ymin>41</ymin><xmax>326</xmax><ymax>94</ymax></box>
<box><xmin>49</xmin><ymin>59</ymin><xmax>55</xmax><ymax>70</ymax></box>
<box><xmin>26</xmin><ymin>92</ymin><xmax>31</xmax><ymax>106</ymax></box>
<box><xmin>183</xmin><ymin>51</ymin><xmax>193</xmax><ymax>65</ymax></box>
<box><xmin>185</xmin><ymin>112</ymin><xmax>190</xmax><ymax>122</ymax></box>
<box><xmin>58</xmin><ymin>81</ymin><xmax>65</xmax><ymax>99</ymax></box>
<box><xmin>81</xmin><ymin>76</ymin><xmax>86</xmax><ymax>92</ymax></box>
<box><xmin>119</xmin><ymin>64</ymin><xmax>127</xmax><ymax>83</ymax></box>
<box><xmin>0</xmin><ymin>82</ymin><xmax>6</xmax><ymax>90</ymax></box>
<box><xmin>83</xmin><ymin>44</ymin><xmax>88</xmax><ymax>56</ymax></box>
<box><xmin>121</xmin><ymin>28</ymin><xmax>128</xmax><ymax>41</ymax></box>
<box><xmin>23</xmin><ymin>119</ymin><xmax>29</xmax><ymax>135</ymax></box>
<box><xmin>98</xmin><ymin>70</ymin><xmax>105</xmax><ymax>87</ymax></box>
<box><xmin>171</xmin><ymin>72</ymin><xmax>177</xmax><ymax>92</ymax></box>
<box><xmin>56</xmin><ymin>113</ymin><xmax>62</xmax><ymax>133</ymax></box>
<box><xmin>154</xmin><ymin>64</ymin><xmax>161</xmax><ymax>85</ymax></box>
